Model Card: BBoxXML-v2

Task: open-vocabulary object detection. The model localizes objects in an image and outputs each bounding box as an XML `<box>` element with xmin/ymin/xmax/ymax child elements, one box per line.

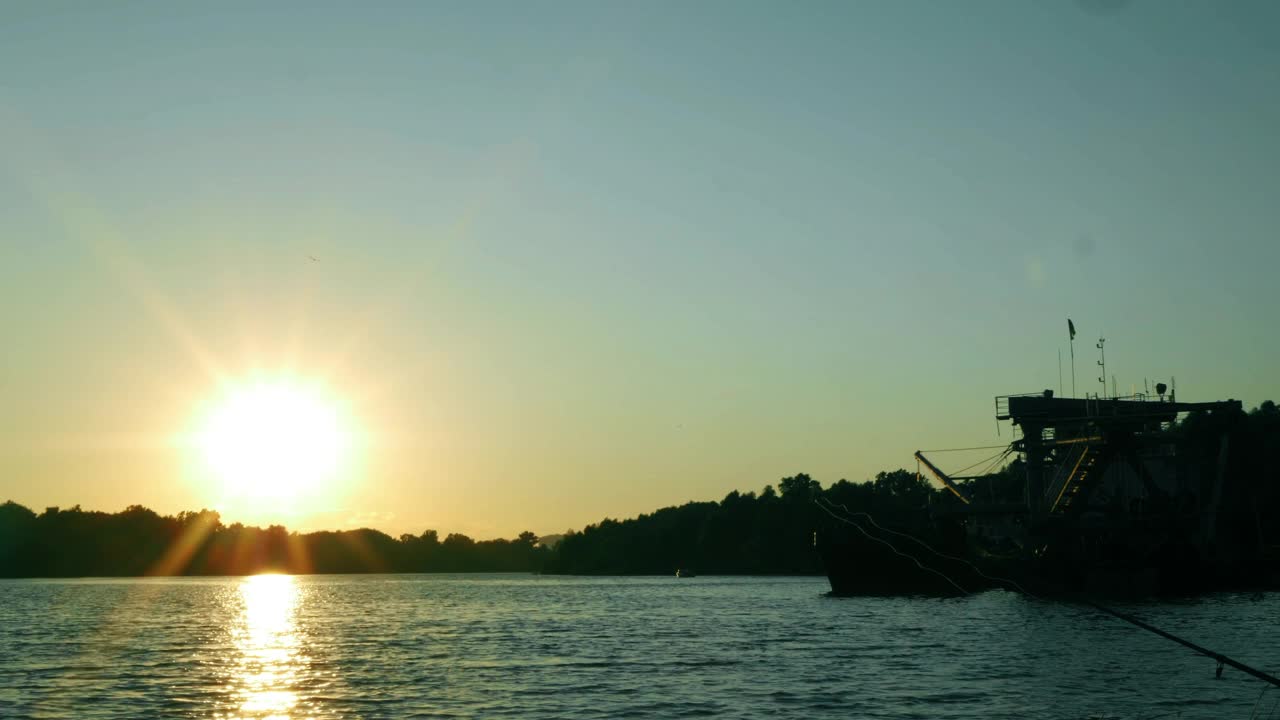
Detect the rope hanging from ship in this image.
<box><xmin>814</xmin><ymin>498</ymin><xmax>1280</xmax><ymax>689</ymax></box>
<box><xmin>815</xmin><ymin>498</ymin><xmax>968</xmax><ymax>594</ymax></box>
<box><xmin>815</xmin><ymin>497</ymin><xmax>1034</xmax><ymax>597</ymax></box>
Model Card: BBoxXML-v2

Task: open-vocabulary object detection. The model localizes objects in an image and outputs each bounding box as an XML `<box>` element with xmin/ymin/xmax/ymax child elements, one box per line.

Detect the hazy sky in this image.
<box><xmin>2</xmin><ymin>0</ymin><xmax>1278</xmax><ymax>539</ymax></box>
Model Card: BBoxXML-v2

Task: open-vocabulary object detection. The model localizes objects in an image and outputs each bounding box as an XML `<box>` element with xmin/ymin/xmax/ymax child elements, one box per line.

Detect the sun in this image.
<box><xmin>193</xmin><ymin>377</ymin><xmax>353</xmax><ymax>503</ymax></box>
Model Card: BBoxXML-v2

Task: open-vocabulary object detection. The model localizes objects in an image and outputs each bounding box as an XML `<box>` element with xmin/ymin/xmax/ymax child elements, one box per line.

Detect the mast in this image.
<box><xmin>1096</xmin><ymin>337</ymin><xmax>1107</xmax><ymax>398</ymax></box>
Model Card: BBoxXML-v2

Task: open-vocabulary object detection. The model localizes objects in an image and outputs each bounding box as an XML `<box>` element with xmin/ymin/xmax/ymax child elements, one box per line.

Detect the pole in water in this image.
<box><xmin>1083</xmin><ymin>600</ymin><xmax>1280</xmax><ymax>689</ymax></box>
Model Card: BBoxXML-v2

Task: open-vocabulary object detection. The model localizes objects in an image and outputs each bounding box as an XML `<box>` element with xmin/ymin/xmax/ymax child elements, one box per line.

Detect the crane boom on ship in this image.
<box><xmin>914</xmin><ymin>450</ymin><xmax>972</xmax><ymax>504</ymax></box>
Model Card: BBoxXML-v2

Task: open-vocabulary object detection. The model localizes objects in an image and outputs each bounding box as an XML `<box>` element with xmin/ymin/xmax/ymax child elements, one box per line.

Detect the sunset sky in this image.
<box><xmin>2</xmin><ymin>1</ymin><xmax>1277</xmax><ymax>539</ymax></box>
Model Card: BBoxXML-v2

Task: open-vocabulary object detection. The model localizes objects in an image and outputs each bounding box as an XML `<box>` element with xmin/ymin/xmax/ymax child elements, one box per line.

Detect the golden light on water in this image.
<box><xmin>231</xmin><ymin>574</ymin><xmax>304</xmax><ymax>720</ymax></box>
<box><xmin>192</xmin><ymin>377</ymin><xmax>354</xmax><ymax>507</ymax></box>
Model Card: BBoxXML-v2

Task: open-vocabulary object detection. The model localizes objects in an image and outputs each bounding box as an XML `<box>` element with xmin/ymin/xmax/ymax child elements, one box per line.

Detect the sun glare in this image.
<box><xmin>194</xmin><ymin>378</ymin><xmax>352</xmax><ymax>504</ymax></box>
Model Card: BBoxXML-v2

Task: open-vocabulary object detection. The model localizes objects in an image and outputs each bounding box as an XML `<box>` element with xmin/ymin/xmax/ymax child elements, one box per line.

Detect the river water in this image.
<box><xmin>0</xmin><ymin>575</ymin><xmax>1276</xmax><ymax>719</ymax></box>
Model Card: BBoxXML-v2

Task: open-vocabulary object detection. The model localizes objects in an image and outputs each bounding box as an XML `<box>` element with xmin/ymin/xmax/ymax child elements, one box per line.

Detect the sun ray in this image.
<box><xmin>148</xmin><ymin>511</ymin><xmax>220</xmax><ymax>577</ymax></box>
<box><xmin>0</xmin><ymin>106</ymin><xmax>229</xmax><ymax>388</ymax></box>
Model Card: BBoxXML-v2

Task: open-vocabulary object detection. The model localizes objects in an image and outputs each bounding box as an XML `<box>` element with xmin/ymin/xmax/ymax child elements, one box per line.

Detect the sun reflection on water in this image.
<box><xmin>228</xmin><ymin>574</ymin><xmax>305</xmax><ymax>720</ymax></box>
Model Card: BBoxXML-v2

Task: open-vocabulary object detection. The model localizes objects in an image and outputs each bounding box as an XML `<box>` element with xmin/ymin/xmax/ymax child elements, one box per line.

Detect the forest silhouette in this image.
<box><xmin>2</xmin><ymin>402</ymin><xmax>1275</xmax><ymax>579</ymax></box>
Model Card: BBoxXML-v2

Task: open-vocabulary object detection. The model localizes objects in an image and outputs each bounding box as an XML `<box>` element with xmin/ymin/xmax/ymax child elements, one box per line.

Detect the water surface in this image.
<box><xmin>1</xmin><ymin>575</ymin><xmax>1277</xmax><ymax>718</ymax></box>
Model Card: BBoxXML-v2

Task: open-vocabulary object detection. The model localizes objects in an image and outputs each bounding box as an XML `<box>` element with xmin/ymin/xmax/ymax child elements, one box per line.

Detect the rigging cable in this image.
<box><xmin>939</xmin><ymin>448</ymin><xmax>1011</xmax><ymax>478</ymax></box>
<box><xmin>916</xmin><ymin>444</ymin><xmax>1010</xmax><ymax>453</ymax></box>
<box><xmin>971</xmin><ymin>447</ymin><xmax>1015</xmax><ymax>479</ymax></box>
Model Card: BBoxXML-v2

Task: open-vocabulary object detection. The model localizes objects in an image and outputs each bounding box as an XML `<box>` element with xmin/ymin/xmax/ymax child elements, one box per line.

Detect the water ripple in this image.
<box><xmin>0</xmin><ymin>576</ymin><xmax>1277</xmax><ymax>718</ymax></box>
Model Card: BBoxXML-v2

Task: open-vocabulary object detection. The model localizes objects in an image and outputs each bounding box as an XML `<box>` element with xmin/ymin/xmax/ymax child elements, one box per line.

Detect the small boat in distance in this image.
<box><xmin>675</xmin><ymin>568</ymin><xmax>697</xmax><ymax>578</ymax></box>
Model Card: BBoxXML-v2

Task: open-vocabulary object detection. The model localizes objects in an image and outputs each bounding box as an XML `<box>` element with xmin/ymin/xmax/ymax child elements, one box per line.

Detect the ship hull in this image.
<box><xmin>816</xmin><ymin>519</ymin><xmax>995</xmax><ymax>597</ymax></box>
<box><xmin>818</xmin><ymin>516</ymin><xmax>1276</xmax><ymax>598</ymax></box>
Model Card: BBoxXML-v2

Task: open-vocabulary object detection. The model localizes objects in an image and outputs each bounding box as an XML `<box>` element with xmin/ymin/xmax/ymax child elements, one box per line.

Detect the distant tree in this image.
<box><xmin>872</xmin><ymin>469</ymin><xmax>932</xmax><ymax>507</ymax></box>
<box><xmin>779</xmin><ymin>473</ymin><xmax>821</xmax><ymax>502</ymax></box>
<box><xmin>443</xmin><ymin>533</ymin><xmax>474</xmax><ymax>547</ymax></box>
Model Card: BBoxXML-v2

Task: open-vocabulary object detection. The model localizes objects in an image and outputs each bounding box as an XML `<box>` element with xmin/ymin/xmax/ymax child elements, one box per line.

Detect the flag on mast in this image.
<box><xmin>1068</xmin><ymin>318</ymin><xmax>1076</xmax><ymax>340</ymax></box>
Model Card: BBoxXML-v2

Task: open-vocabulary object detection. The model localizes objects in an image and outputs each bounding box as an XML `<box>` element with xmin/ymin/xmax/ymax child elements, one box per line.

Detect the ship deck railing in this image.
<box><xmin>995</xmin><ymin>392</ymin><xmax>1206</xmax><ymax>425</ymax></box>
<box><xmin>995</xmin><ymin>392</ymin><xmax>1048</xmax><ymax>421</ymax></box>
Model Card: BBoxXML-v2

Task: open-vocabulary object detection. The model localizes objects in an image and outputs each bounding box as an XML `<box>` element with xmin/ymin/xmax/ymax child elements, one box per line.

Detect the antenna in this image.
<box><xmin>1068</xmin><ymin>318</ymin><xmax>1077</xmax><ymax>397</ymax></box>
<box><xmin>1096</xmin><ymin>337</ymin><xmax>1107</xmax><ymax>398</ymax></box>
<box><xmin>1058</xmin><ymin>349</ymin><xmax>1063</xmax><ymax>398</ymax></box>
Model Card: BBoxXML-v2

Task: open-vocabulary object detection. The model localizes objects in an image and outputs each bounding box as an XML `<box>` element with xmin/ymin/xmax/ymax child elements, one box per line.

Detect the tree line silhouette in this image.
<box><xmin>0</xmin><ymin>467</ymin><xmax>980</xmax><ymax>578</ymax></box>
<box><xmin>2</xmin><ymin>401</ymin><xmax>1274</xmax><ymax>578</ymax></box>
<box><xmin>0</xmin><ymin>504</ymin><xmax>546</xmax><ymax>578</ymax></box>
<box><xmin>0</xmin><ymin>465</ymin><xmax>1013</xmax><ymax>578</ymax></box>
